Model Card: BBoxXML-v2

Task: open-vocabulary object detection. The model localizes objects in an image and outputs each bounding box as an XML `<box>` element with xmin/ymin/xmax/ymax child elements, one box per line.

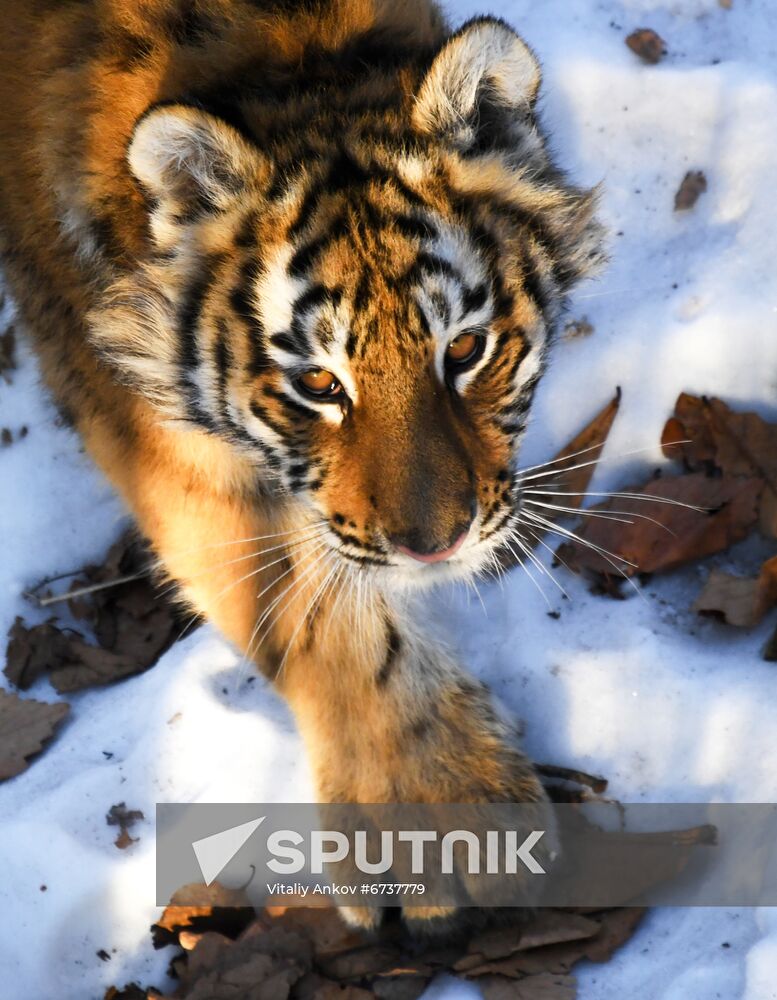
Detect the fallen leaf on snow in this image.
<box><xmin>625</xmin><ymin>28</ymin><xmax>666</xmax><ymax>64</ymax></box>
<box><xmin>562</xmin><ymin>317</ymin><xmax>594</xmax><ymax>340</ymax></box>
<box><xmin>0</xmin><ymin>323</ymin><xmax>15</xmax><ymax>382</ymax></box>
<box><xmin>152</xmin><ymin>883</ymin><xmax>255</xmax><ymax>950</ymax></box>
<box><xmin>674</xmin><ymin>170</ymin><xmax>707</xmax><ymax>211</ymax></box>
<box><xmin>544</xmin><ymin>389</ymin><xmax>621</xmax><ymax>507</ymax></box>
<box><xmin>5</xmin><ymin>532</ymin><xmax>184</xmax><ymax>694</ymax></box>
<box><xmin>104</xmin><ymin>987</ymin><xmax>151</xmax><ymax>1000</ymax></box>
<box><xmin>662</xmin><ymin>393</ymin><xmax>777</xmax><ymax>490</ymax></box>
<box><xmin>500</xmin><ymin>390</ymin><xmax>621</xmax><ymax>570</ymax></box>
<box><xmin>554</xmin><ymin>391</ymin><xmax>777</xmax><ymax>648</ymax></box>
<box><xmin>0</xmin><ymin>689</ymin><xmax>69</xmax><ymax>781</ymax></box>
<box><xmin>107</xmin><ymin>802</ymin><xmax>145</xmax><ymax>850</ymax></box>
<box><xmin>693</xmin><ymin>556</ymin><xmax>777</xmax><ymax>627</ymax></box>
<box><xmin>478</xmin><ymin>973</ymin><xmax>575</xmax><ymax>1000</ymax></box>
<box><xmin>555</xmin><ymin>473</ymin><xmax>762</xmax><ymax>580</ymax></box>
<box><xmin>118</xmin><ymin>769</ymin><xmax>667</xmax><ymax>999</ymax></box>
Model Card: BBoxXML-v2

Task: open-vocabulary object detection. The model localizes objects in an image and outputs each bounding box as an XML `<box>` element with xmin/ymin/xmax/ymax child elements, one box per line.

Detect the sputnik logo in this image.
<box><xmin>192</xmin><ymin>816</ymin><xmax>265</xmax><ymax>886</ymax></box>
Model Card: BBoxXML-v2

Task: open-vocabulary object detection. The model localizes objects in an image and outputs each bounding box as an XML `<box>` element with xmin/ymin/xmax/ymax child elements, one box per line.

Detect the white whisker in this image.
<box><xmin>522</xmin><ymin>497</ymin><xmax>677</xmax><ymax>537</ymax></box>
<box><xmin>276</xmin><ymin>555</ymin><xmax>339</xmax><ymax>680</ymax></box>
<box><xmin>503</xmin><ymin>537</ymin><xmax>554</xmax><ymax>610</ymax></box>
<box><xmin>521</xmin><ymin>487</ymin><xmax>705</xmax><ymax>513</ymax></box>
<box><xmin>156</xmin><ymin>527</ymin><xmax>329</xmax><ymax>600</ymax></box>
<box><xmin>515</xmin><ymin>441</ymin><xmax>691</xmax><ymax>485</ymax></box>
<box><xmin>520</xmin><ymin>510</ymin><xmax>645</xmax><ymax>602</ymax></box>
<box><xmin>150</xmin><ymin>520</ymin><xmax>328</xmax><ymax>569</ymax></box>
<box><xmin>509</xmin><ymin>529</ymin><xmax>570</xmax><ymax>601</ymax></box>
<box><xmin>237</xmin><ymin>542</ymin><xmax>331</xmax><ymax>683</ymax></box>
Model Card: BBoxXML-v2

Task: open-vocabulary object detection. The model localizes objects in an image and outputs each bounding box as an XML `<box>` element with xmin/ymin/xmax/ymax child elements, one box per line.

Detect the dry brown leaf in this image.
<box><xmin>319</xmin><ymin>945</ymin><xmax>404</xmax><ymax>982</ymax></box>
<box><xmin>173</xmin><ymin>924</ymin><xmax>312</xmax><ymax>1000</ymax></box>
<box><xmin>274</xmin><ymin>906</ymin><xmax>369</xmax><ymax>959</ymax></box>
<box><xmin>152</xmin><ymin>883</ymin><xmax>255</xmax><ymax>950</ymax></box>
<box><xmin>479</xmin><ymin>972</ymin><xmax>576</xmax><ymax>1000</ymax></box>
<box><xmin>373</xmin><ymin>974</ymin><xmax>429</xmax><ymax>1000</ymax></box>
<box><xmin>764</xmin><ymin>622</ymin><xmax>777</xmax><ymax>662</ymax></box>
<box><xmin>694</xmin><ymin>556</ymin><xmax>777</xmax><ymax>627</ymax></box>
<box><xmin>0</xmin><ymin>689</ymin><xmax>69</xmax><ymax>781</ymax></box>
<box><xmin>626</xmin><ymin>28</ymin><xmax>666</xmax><ymax>63</ymax></box>
<box><xmin>658</xmin><ymin>394</ymin><xmax>777</xmax><ymax>641</ymax></box>
<box><xmin>547</xmin><ymin>389</ymin><xmax>621</xmax><ymax>507</ymax></box>
<box><xmin>759</xmin><ymin>487</ymin><xmax>777</xmax><ymax>539</ymax></box>
<box><xmin>111</xmin><ymin>770</ymin><xmax>650</xmax><ymax>998</ymax></box>
<box><xmin>0</xmin><ymin>324</ymin><xmax>15</xmax><ymax>381</ymax></box>
<box><xmin>6</xmin><ymin>532</ymin><xmax>183</xmax><ymax>694</ymax></box>
<box><xmin>107</xmin><ymin>802</ymin><xmax>144</xmax><ymax>850</ymax></box>
<box><xmin>6</xmin><ymin>621</ymin><xmax>152</xmax><ymax>693</ymax></box>
<box><xmin>104</xmin><ymin>987</ymin><xmax>153</xmax><ymax>1000</ymax></box>
<box><xmin>674</xmin><ymin>171</ymin><xmax>708</xmax><ymax>211</ymax></box>
<box><xmin>556</xmin><ymin>473</ymin><xmax>762</xmax><ymax>581</ymax></box>
<box><xmin>500</xmin><ymin>391</ymin><xmax>621</xmax><ymax>570</ymax></box>
<box><xmin>465</xmin><ymin>912</ymin><xmax>599</xmax><ymax>965</ymax></box>
<box><xmin>582</xmin><ymin>908</ymin><xmax>646</xmax><ymax>963</ymax></box>
<box><xmin>662</xmin><ymin>393</ymin><xmax>777</xmax><ymax>486</ymax></box>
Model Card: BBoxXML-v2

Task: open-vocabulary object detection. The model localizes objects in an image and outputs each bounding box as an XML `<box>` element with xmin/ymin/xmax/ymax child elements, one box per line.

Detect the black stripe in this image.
<box><xmin>376</xmin><ymin>622</ymin><xmax>402</xmax><ymax>687</ymax></box>
<box><xmin>213</xmin><ymin>318</ymin><xmax>233</xmax><ymax>427</ymax></box>
<box><xmin>262</xmin><ymin>385</ymin><xmax>320</xmax><ymax>421</ymax></box>
<box><xmin>270</xmin><ymin>332</ymin><xmax>305</xmax><ymax>356</ymax></box>
<box><xmin>391</xmin><ymin>213</ymin><xmax>438</xmax><ymax>241</ymax></box>
<box><xmin>288</xmin><ymin>212</ymin><xmax>349</xmax><ymax>277</ymax></box>
<box><xmin>415</xmin><ymin>251</ymin><xmax>457</xmax><ymax>279</ymax></box>
<box><xmin>235</xmin><ymin>211</ymin><xmax>259</xmax><ymax>249</ymax></box>
<box><xmin>249</xmin><ymin>399</ymin><xmax>293</xmax><ymax>440</ymax></box>
<box><xmin>521</xmin><ymin>242</ymin><xmax>552</xmax><ymax>319</ymax></box>
<box><xmin>469</xmin><ymin>223</ymin><xmax>515</xmax><ymax>320</ymax></box>
<box><xmin>462</xmin><ymin>282</ymin><xmax>488</xmax><ymax>316</ymax></box>
<box><xmin>353</xmin><ymin>272</ymin><xmax>371</xmax><ymax>314</ymax></box>
<box><xmin>230</xmin><ymin>258</ymin><xmax>270</xmax><ymax>375</ymax></box>
<box><xmin>179</xmin><ymin>256</ymin><xmax>224</xmax><ymax>371</ymax></box>
<box><xmin>331</xmin><ymin>525</ymin><xmax>386</xmax><ymax>555</ymax></box>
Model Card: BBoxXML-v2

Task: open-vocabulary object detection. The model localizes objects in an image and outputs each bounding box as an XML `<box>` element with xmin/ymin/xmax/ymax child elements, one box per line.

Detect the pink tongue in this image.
<box><xmin>396</xmin><ymin>531</ymin><xmax>467</xmax><ymax>564</ymax></box>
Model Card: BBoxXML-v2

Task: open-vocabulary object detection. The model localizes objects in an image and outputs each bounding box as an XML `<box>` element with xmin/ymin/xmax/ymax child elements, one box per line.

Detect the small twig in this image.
<box><xmin>26</xmin><ymin>572</ymin><xmax>146</xmax><ymax>608</ymax></box>
<box><xmin>537</xmin><ymin>763</ymin><xmax>608</xmax><ymax>795</ymax></box>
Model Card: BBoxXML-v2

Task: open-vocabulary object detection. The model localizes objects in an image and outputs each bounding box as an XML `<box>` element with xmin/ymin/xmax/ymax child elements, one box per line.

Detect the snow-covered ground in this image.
<box><xmin>2</xmin><ymin>0</ymin><xmax>777</xmax><ymax>997</ymax></box>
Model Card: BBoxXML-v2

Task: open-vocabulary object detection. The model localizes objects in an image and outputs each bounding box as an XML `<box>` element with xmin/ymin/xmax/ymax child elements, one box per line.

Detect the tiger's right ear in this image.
<box><xmin>413</xmin><ymin>18</ymin><xmax>541</xmax><ymax>152</ymax></box>
<box><xmin>128</xmin><ymin>105</ymin><xmax>269</xmax><ymax>231</ymax></box>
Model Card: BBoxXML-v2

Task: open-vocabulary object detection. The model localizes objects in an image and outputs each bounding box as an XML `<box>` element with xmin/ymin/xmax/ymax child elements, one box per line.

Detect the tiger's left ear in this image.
<box><xmin>128</xmin><ymin>104</ymin><xmax>269</xmax><ymax>234</ymax></box>
<box><xmin>413</xmin><ymin>18</ymin><xmax>541</xmax><ymax>150</ymax></box>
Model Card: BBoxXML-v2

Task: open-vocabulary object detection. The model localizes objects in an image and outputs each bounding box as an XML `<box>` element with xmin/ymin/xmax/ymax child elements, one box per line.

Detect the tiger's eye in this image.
<box><xmin>446</xmin><ymin>331</ymin><xmax>481</xmax><ymax>365</ymax></box>
<box><xmin>297</xmin><ymin>368</ymin><xmax>343</xmax><ymax>399</ymax></box>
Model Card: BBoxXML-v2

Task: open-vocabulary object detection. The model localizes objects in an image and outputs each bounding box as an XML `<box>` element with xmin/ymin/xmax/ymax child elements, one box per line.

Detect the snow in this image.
<box><xmin>1</xmin><ymin>0</ymin><xmax>777</xmax><ymax>996</ymax></box>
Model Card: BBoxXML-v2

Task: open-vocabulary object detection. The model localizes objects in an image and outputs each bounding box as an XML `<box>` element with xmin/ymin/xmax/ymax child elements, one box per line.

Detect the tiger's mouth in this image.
<box><xmin>321</xmin><ymin>498</ymin><xmax>518</xmax><ymax>588</ymax></box>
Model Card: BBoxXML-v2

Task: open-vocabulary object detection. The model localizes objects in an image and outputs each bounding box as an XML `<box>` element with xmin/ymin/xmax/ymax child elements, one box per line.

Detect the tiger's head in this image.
<box><xmin>93</xmin><ymin>17</ymin><xmax>605</xmax><ymax>587</ymax></box>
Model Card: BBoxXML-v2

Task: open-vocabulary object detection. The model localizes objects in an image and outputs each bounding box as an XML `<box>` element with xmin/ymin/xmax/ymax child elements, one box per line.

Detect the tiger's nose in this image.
<box><xmin>391</xmin><ymin>525</ymin><xmax>470</xmax><ymax>564</ymax></box>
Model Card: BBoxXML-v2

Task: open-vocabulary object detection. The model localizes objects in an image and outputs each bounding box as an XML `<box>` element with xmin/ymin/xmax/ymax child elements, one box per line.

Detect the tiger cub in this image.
<box><xmin>0</xmin><ymin>0</ymin><xmax>603</xmax><ymax>927</ymax></box>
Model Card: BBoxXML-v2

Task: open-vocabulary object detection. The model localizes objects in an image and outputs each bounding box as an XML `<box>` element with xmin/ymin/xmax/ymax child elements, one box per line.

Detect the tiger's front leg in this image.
<box><xmin>139</xmin><ymin>469</ymin><xmax>547</xmax><ymax>931</ymax></box>
<box><xmin>275</xmin><ymin>578</ymin><xmax>549</xmax><ymax>930</ymax></box>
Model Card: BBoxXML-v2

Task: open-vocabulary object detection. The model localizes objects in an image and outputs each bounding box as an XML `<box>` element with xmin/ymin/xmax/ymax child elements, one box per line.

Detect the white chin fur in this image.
<box><xmin>378</xmin><ymin>544</ymin><xmax>495</xmax><ymax>594</ymax></box>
